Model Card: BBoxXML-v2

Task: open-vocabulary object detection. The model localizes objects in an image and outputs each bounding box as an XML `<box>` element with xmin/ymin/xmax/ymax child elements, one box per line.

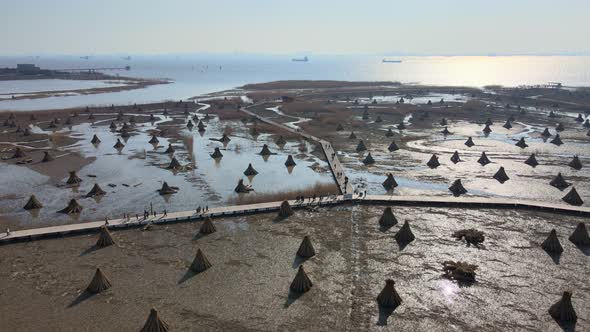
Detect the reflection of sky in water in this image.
<box><xmin>0</xmin><ymin>107</ymin><xmax>333</xmax><ymax>228</ymax></box>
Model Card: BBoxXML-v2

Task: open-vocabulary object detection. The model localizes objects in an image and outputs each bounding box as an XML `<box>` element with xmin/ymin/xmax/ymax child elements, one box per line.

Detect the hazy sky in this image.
<box><xmin>2</xmin><ymin>0</ymin><xmax>589</xmax><ymax>55</ymax></box>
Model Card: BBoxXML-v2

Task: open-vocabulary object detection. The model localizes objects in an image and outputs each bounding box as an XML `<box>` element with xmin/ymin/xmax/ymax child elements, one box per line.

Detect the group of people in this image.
<box><xmin>295</xmin><ymin>193</ymin><xmax>338</xmax><ymax>204</ymax></box>
<box><xmin>196</xmin><ymin>206</ymin><xmax>209</xmax><ymax>214</ymax></box>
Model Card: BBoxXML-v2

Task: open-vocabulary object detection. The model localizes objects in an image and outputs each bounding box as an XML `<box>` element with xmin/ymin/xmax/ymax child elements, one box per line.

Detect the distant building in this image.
<box><xmin>17</xmin><ymin>64</ymin><xmax>42</xmax><ymax>74</ymax></box>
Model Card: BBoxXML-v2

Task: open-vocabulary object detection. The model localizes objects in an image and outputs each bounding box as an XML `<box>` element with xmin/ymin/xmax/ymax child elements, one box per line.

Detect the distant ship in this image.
<box><xmin>382</xmin><ymin>59</ymin><xmax>402</xmax><ymax>63</ymax></box>
<box><xmin>292</xmin><ymin>56</ymin><xmax>309</xmax><ymax>62</ymax></box>
<box><xmin>122</xmin><ymin>56</ymin><xmax>132</xmax><ymax>61</ymax></box>
<box><xmin>80</xmin><ymin>56</ymin><xmax>90</xmax><ymax>60</ymax></box>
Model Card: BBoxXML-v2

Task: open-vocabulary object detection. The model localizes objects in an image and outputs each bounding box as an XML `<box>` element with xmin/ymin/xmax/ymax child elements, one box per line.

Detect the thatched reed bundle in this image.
<box><xmin>441</xmin><ymin>127</ymin><xmax>451</xmax><ymax>135</ymax></box>
<box><xmin>15</xmin><ymin>125</ymin><xmax>22</xmax><ymax>133</ymax></box>
<box><xmin>482</xmin><ymin>124</ymin><xmax>492</xmax><ymax>134</ymax></box>
<box><xmin>485</xmin><ymin>118</ymin><xmax>493</xmax><ymax>126</ymax></box>
<box><xmin>113</xmin><ymin>138</ymin><xmax>125</xmax><ymax>150</ymax></box>
<box><xmin>450</xmin><ymin>151</ymin><xmax>461</xmax><ymax>164</ymax></box>
<box><xmin>197</xmin><ymin>119</ymin><xmax>206</xmax><ymax>130</ymax></box>
<box><xmin>477</xmin><ymin>152</ymin><xmax>491</xmax><ymax>166</ymax></box>
<box><xmin>449</xmin><ymin>179</ymin><xmax>467</xmax><ymax>197</ymax></box>
<box><xmin>541</xmin><ymin>229</ymin><xmax>563</xmax><ymax>254</ymax></box>
<box><xmin>297</xmin><ymin>236</ymin><xmax>316</xmax><ymax>258</ymax></box>
<box><xmin>382</xmin><ymin>173</ymin><xmax>398</xmax><ymax>191</ymax></box>
<box><xmin>58</xmin><ymin>199</ymin><xmax>83</xmax><ymax>214</ymax></box>
<box><xmin>524</xmin><ymin>153</ymin><xmax>538</xmax><ymax>167</ymax></box>
<box><xmin>47</xmin><ymin>121</ymin><xmax>57</xmax><ymax>129</ymax></box>
<box><xmin>140</xmin><ymin>308</ymin><xmax>170</xmax><ymax>332</ymax></box>
<box><xmin>394</xmin><ymin>220</ymin><xmax>415</xmax><ymax>245</ymax></box>
<box><xmin>158</xmin><ymin>182</ymin><xmax>177</xmax><ymax>195</ymax></box>
<box><xmin>242</xmin><ymin>164</ymin><xmax>259</xmax><ymax>177</ymax></box>
<box><xmin>363</xmin><ymin>152</ymin><xmax>375</xmax><ymax>165</ymax></box>
<box><xmin>164</xmin><ymin>144</ymin><xmax>175</xmax><ymax>154</ymax></box>
<box><xmin>549</xmin><ymin>292</ymin><xmax>577</xmax><ymax>324</ymax></box>
<box><xmin>442</xmin><ymin>261</ymin><xmax>478</xmax><ymax>282</ymax></box>
<box><xmin>220</xmin><ymin>133</ymin><xmax>231</xmax><ymax>144</ymax></box>
<box><xmin>387</xmin><ymin>140</ymin><xmax>399</xmax><ymax>152</ymax></box>
<box><xmin>376</xmin><ymin>279</ymin><xmax>402</xmax><ymax>309</ymax></box>
<box><xmin>12</xmin><ymin>147</ymin><xmax>25</xmax><ymax>159</ymax></box>
<box><xmin>427</xmin><ymin>154</ymin><xmax>440</xmax><ymax>169</ymax></box>
<box><xmin>379</xmin><ymin>207</ymin><xmax>398</xmax><ymax>228</ymax></box>
<box><xmin>259</xmin><ymin>144</ymin><xmax>272</xmax><ymax>156</ymax></box>
<box><xmin>210</xmin><ymin>147</ymin><xmax>223</xmax><ymax>159</ymax></box>
<box><xmin>584</xmin><ymin>119</ymin><xmax>590</xmax><ymax>128</ymax></box>
<box><xmin>575</xmin><ymin>114</ymin><xmax>584</xmax><ymax>122</ymax></box>
<box><xmin>493</xmin><ymin>167</ymin><xmax>510</xmax><ymax>184</ymax></box>
<box><xmin>66</xmin><ymin>171</ymin><xmax>82</xmax><ymax>185</ymax></box>
<box><xmin>250</xmin><ymin>127</ymin><xmax>260</xmax><ymax>136</ymax></box>
<box><xmin>148</xmin><ymin>134</ymin><xmax>159</xmax><ymax>145</ymax></box>
<box><xmin>121</xmin><ymin>122</ymin><xmax>130</xmax><ymax>130</ymax></box>
<box><xmin>86</xmin><ymin>268</ymin><xmax>112</xmax><ymax>294</ymax></box>
<box><xmin>30</xmin><ymin>114</ymin><xmax>37</xmax><ymax>121</ymax></box>
<box><xmin>349</xmin><ymin>132</ymin><xmax>357</xmax><ymax>139</ymax></box>
<box><xmin>549</xmin><ymin>110</ymin><xmax>556</xmax><ymax>118</ymax></box>
<box><xmin>550</xmin><ymin>173</ymin><xmax>570</xmax><ymax>190</ymax></box>
<box><xmin>87</xmin><ymin>113</ymin><xmax>95</xmax><ymax>120</ymax></box>
<box><xmin>23</xmin><ymin>195</ymin><xmax>43</xmax><ymax>210</ymax></box>
<box><xmin>23</xmin><ymin>128</ymin><xmax>31</xmax><ymax>136</ymax></box>
<box><xmin>513</xmin><ymin>138</ymin><xmax>528</xmax><ymax>150</ymax></box>
<box><xmin>440</xmin><ymin>118</ymin><xmax>448</xmax><ymax>126</ymax></box>
<box><xmin>200</xmin><ymin>217</ymin><xmax>216</xmax><ymax>235</ymax></box>
<box><xmin>285</xmin><ymin>155</ymin><xmax>297</xmax><ymax>167</ymax></box>
<box><xmin>186</xmin><ymin>120</ymin><xmax>194</xmax><ymax>128</ymax></box>
<box><xmin>96</xmin><ymin>225</ymin><xmax>115</xmax><ymax>247</ymax></box>
<box><xmin>503</xmin><ymin>119</ymin><xmax>512</xmax><ymax>129</ymax></box>
<box><xmin>275</xmin><ymin>136</ymin><xmax>287</xmax><ymax>146</ymax></box>
<box><xmin>550</xmin><ymin>134</ymin><xmax>563</xmax><ymax>146</ymax></box>
<box><xmin>149</xmin><ymin>114</ymin><xmax>156</xmax><ymax>122</ymax></box>
<box><xmin>39</xmin><ymin>152</ymin><xmax>54</xmax><ymax>164</ymax></box>
<box><xmin>234</xmin><ymin>179</ymin><xmax>252</xmax><ymax>193</ymax></box>
<box><xmin>190</xmin><ymin>249</ymin><xmax>212</xmax><ymax>273</ymax></box>
<box><xmin>356</xmin><ymin>140</ymin><xmax>367</xmax><ymax>152</ymax></box>
<box><xmin>556</xmin><ymin>123</ymin><xmax>564</xmax><ymax>132</ymax></box>
<box><xmin>452</xmin><ymin>229</ymin><xmax>485</xmax><ymax>245</ymax></box>
<box><xmin>397</xmin><ymin>122</ymin><xmax>406</xmax><ymax>130</ymax></box>
<box><xmin>568</xmin><ymin>155</ymin><xmax>582</xmax><ymax>170</ymax></box>
<box><xmin>278</xmin><ymin>200</ymin><xmax>293</xmax><ymax>218</ymax></box>
<box><xmin>167</xmin><ymin>157</ymin><xmax>181</xmax><ymax>170</ymax></box>
<box><xmin>541</xmin><ymin>128</ymin><xmax>552</xmax><ymax>137</ymax></box>
<box><xmin>562</xmin><ymin>187</ymin><xmax>583</xmax><ymax>206</ymax></box>
<box><xmin>375</xmin><ymin>115</ymin><xmax>383</xmax><ymax>123</ymax></box>
<box><xmin>569</xmin><ymin>223</ymin><xmax>590</xmax><ymax>246</ymax></box>
<box><xmin>91</xmin><ymin>134</ymin><xmax>101</xmax><ymax>144</ymax></box>
<box><xmin>65</xmin><ymin>117</ymin><xmax>73</xmax><ymax>125</ymax></box>
<box><xmin>335</xmin><ymin>123</ymin><xmax>344</xmax><ymax>131</ymax></box>
<box><xmin>362</xmin><ymin>109</ymin><xmax>369</xmax><ymax>120</ymax></box>
<box><xmin>381</xmin><ymin>128</ymin><xmax>393</xmax><ymax>138</ymax></box>
<box><xmin>86</xmin><ymin>184</ymin><xmax>106</xmax><ymax>198</ymax></box>
<box><xmin>109</xmin><ymin>122</ymin><xmax>117</xmax><ymax>130</ymax></box>
<box><xmin>290</xmin><ymin>265</ymin><xmax>313</xmax><ymax>293</ymax></box>
<box><xmin>464</xmin><ymin>137</ymin><xmax>474</xmax><ymax>147</ymax></box>
<box><xmin>120</xmin><ymin>129</ymin><xmax>130</xmax><ymax>139</ymax></box>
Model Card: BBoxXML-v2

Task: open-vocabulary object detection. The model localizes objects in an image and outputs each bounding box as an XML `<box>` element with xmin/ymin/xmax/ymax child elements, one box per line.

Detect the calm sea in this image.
<box><xmin>1</xmin><ymin>55</ymin><xmax>589</xmax><ymax>111</ymax></box>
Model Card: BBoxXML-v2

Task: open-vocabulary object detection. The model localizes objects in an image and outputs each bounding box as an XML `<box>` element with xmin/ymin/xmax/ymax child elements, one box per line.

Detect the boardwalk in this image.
<box><xmin>2</xmin><ymin>194</ymin><xmax>588</xmax><ymax>244</ymax></box>
<box><xmin>240</xmin><ymin>105</ymin><xmax>352</xmax><ymax>194</ymax></box>
<box><xmin>1</xmin><ymin>101</ymin><xmax>588</xmax><ymax>245</ymax></box>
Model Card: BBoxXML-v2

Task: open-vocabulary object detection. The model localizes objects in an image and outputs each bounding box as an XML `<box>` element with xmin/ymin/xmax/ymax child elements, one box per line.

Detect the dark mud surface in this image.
<box><xmin>0</xmin><ymin>205</ymin><xmax>587</xmax><ymax>331</ymax></box>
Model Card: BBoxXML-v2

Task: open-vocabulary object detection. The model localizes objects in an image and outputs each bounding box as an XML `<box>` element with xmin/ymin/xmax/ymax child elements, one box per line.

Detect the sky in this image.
<box><xmin>2</xmin><ymin>0</ymin><xmax>589</xmax><ymax>55</ymax></box>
